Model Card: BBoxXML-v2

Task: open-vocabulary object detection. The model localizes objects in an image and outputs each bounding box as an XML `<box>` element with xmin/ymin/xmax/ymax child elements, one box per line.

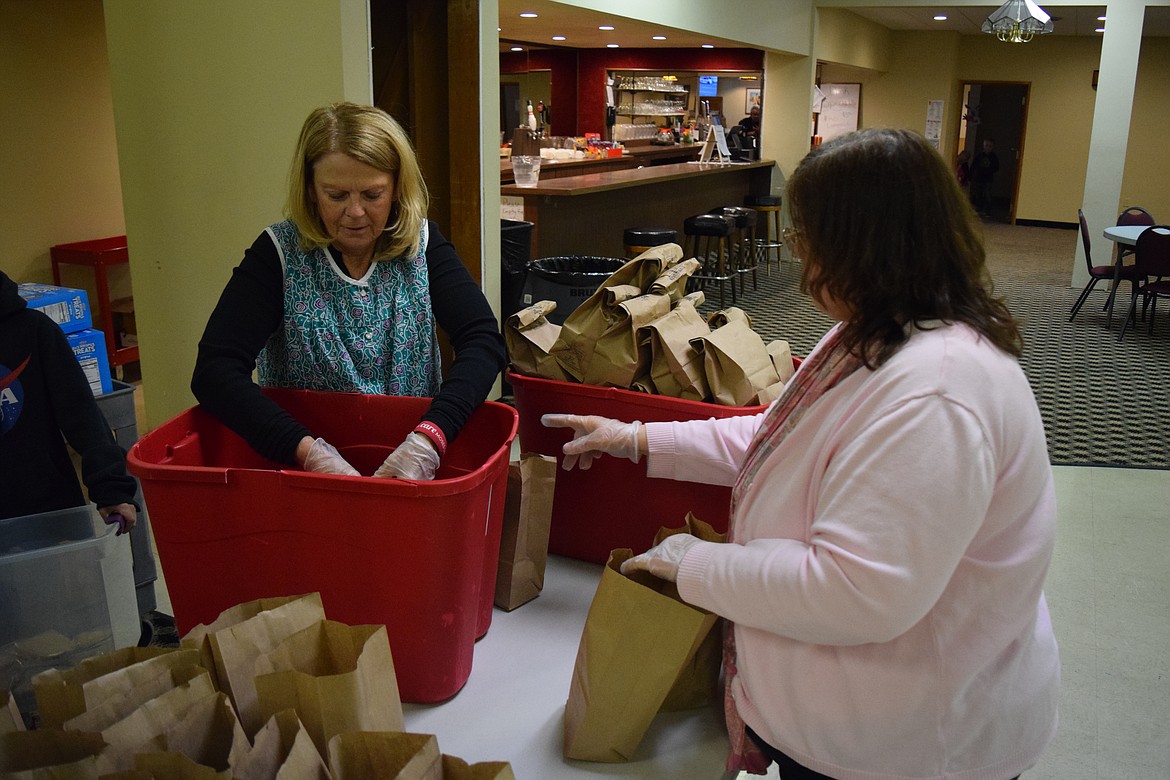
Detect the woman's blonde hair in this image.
<box><xmin>286</xmin><ymin>102</ymin><xmax>429</xmax><ymax>261</ymax></box>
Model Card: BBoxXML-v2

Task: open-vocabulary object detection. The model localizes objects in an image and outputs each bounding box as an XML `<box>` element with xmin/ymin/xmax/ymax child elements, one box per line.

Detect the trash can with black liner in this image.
<box><xmin>521</xmin><ymin>256</ymin><xmax>626</xmax><ymax>325</ymax></box>
<box><xmin>500</xmin><ymin>219</ymin><xmax>533</xmax><ymax>325</ymax></box>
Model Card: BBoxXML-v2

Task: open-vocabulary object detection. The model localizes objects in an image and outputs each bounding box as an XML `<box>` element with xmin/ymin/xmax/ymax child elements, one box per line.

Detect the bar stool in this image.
<box><xmin>744</xmin><ymin>194</ymin><xmax>783</xmax><ymax>275</ymax></box>
<box><xmin>683</xmin><ymin>212</ymin><xmax>736</xmax><ymax>308</ymax></box>
<box><xmin>710</xmin><ymin>206</ymin><xmax>759</xmax><ymax>295</ymax></box>
<box><xmin>623</xmin><ymin>227</ymin><xmax>679</xmax><ymax>259</ymax></box>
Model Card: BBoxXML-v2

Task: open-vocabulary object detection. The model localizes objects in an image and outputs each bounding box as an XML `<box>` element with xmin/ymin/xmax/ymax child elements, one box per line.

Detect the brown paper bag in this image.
<box><xmin>439</xmin><ymin>754</ymin><xmax>516</xmax><ymax>780</ymax></box>
<box><xmin>253</xmin><ymin>621</ymin><xmax>403</xmax><ymax>758</ymax></box>
<box><xmin>503</xmin><ymin>301</ymin><xmax>569</xmax><ymax>381</ymax></box>
<box><xmin>706</xmin><ymin>306</ymin><xmax>752</xmax><ymax>329</ymax></box>
<box><xmin>653</xmin><ymin>514</ymin><xmax>726</xmax><ymax>713</ymax></box>
<box><xmin>185</xmin><ymin>594</ymin><xmax>326</xmax><ymax>736</ymax></box>
<box><xmin>495</xmin><ymin>454</ymin><xmax>557</xmax><ymax>611</ymax></box>
<box><xmin>766</xmin><ymin>339</ymin><xmax>796</xmax><ymax>384</ymax></box>
<box><xmin>180</xmin><ymin>594</ymin><xmax>323</xmax><ymax>697</ymax></box>
<box><xmin>691</xmin><ymin>318</ymin><xmax>780</xmax><ymax>406</ymax></box>
<box><xmin>31</xmin><ymin>647</ymin><xmax>183</xmax><ymax>730</ymax></box>
<box><xmin>583</xmin><ymin>292</ymin><xmax>672</xmax><ymax>388</ymax></box>
<box><xmin>98</xmin><ymin>675</ymin><xmax>217</xmax><ymax>769</ymax></box>
<box><xmin>156</xmin><ymin>691</ymin><xmax>249</xmax><ymax>773</ymax></box>
<box><xmin>0</xmin><ymin>730</ymin><xmax>106</xmax><ymax>779</ymax></box>
<box><xmin>132</xmin><ymin>752</ymin><xmax>228</xmax><ymax>779</ymax></box>
<box><xmin>647</xmin><ymin>257</ymin><xmax>702</xmax><ymax>302</ymax></box>
<box><xmin>563</xmin><ymin>549</ymin><xmax>720</xmax><ymax>762</ymax></box>
<box><xmin>65</xmin><ymin>664</ymin><xmax>209</xmax><ymax>734</ymax></box>
<box><xmin>551</xmin><ymin>244</ymin><xmax>683</xmax><ymax>379</ymax></box>
<box><xmin>2</xmin><ymin>690</ymin><xmax>24</xmax><ymax>733</ymax></box>
<box><xmin>640</xmin><ymin>291</ymin><xmax>711</xmax><ymax>401</ymax></box>
<box><xmin>235</xmin><ymin>709</ymin><xmax>329</xmax><ymax>780</ymax></box>
<box><xmin>326</xmin><ymin>732</ymin><xmax>441</xmax><ymax>780</ymax></box>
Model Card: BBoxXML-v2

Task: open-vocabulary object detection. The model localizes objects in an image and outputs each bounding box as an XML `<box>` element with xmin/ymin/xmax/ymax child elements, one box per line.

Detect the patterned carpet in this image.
<box><xmin>708</xmin><ymin>222</ymin><xmax>1170</xmax><ymax>469</ymax></box>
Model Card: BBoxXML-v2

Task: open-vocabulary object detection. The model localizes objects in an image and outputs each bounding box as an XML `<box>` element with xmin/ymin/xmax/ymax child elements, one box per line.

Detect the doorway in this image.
<box><xmin>958</xmin><ymin>82</ymin><xmax>1030</xmax><ymax>224</ymax></box>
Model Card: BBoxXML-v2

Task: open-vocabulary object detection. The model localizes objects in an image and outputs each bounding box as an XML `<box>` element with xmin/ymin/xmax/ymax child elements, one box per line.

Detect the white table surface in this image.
<box><xmin>1103</xmin><ymin>224</ymin><xmax>1149</xmax><ymax>246</ymax></box>
<box><xmin>402</xmin><ymin>555</ymin><xmax>732</xmax><ymax>779</ymax></box>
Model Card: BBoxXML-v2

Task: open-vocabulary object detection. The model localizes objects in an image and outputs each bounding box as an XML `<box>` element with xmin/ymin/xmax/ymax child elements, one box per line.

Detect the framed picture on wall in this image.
<box><xmin>746</xmin><ymin>87</ymin><xmax>761</xmax><ymax>113</ymax></box>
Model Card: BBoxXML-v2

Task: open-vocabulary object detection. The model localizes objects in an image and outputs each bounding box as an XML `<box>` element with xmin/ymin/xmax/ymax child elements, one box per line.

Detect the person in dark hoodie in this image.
<box><xmin>0</xmin><ymin>270</ymin><xmax>138</xmax><ymax>528</ymax></box>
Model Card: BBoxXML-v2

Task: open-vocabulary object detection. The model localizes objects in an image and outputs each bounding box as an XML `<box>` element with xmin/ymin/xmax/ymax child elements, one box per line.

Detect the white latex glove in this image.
<box><xmin>540</xmin><ymin>414</ymin><xmax>642</xmax><ymax>471</ymax></box>
<box><xmin>99</xmin><ymin>503</ymin><xmax>138</xmax><ymax>535</ymax></box>
<box><xmin>374</xmin><ymin>432</ymin><xmax>440</xmax><ymax>480</ymax></box>
<box><xmin>302</xmin><ymin>437</ymin><xmax>360</xmax><ymax>476</ymax></box>
<box><xmin>620</xmin><ymin>534</ymin><xmax>701</xmax><ymax>582</ymax></box>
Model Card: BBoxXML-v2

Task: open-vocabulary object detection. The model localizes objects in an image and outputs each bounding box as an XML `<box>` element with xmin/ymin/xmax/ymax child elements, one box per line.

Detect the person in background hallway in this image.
<box><xmin>544</xmin><ymin>128</ymin><xmax>1059</xmax><ymax>780</ymax></box>
<box><xmin>970</xmin><ymin>137</ymin><xmax>1000</xmax><ymax>217</ymax></box>
<box><xmin>192</xmin><ymin>102</ymin><xmax>505</xmax><ymax>481</ymax></box>
<box><xmin>0</xmin><ymin>270</ymin><xmax>138</xmax><ymax>530</ymax></box>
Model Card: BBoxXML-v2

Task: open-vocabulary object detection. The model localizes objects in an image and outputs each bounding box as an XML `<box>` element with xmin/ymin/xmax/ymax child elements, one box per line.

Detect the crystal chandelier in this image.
<box><xmin>981</xmin><ymin>0</ymin><xmax>1054</xmax><ymax>43</ymax></box>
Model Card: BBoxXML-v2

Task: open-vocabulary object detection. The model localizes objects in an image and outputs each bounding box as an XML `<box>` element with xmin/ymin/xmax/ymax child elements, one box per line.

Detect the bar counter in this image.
<box><xmin>502</xmin><ymin>158</ymin><xmax>775</xmax><ymax>259</ymax></box>
<box><xmin>500</xmin><ymin>143</ymin><xmax>701</xmax><ymax>183</ymax></box>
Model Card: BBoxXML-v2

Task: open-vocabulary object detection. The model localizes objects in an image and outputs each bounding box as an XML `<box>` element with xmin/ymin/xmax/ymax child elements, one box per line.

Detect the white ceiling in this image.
<box><xmin>497</xmin><ymin>1</ymin><xmax>1170</xmax><ymax>52</ymax></box>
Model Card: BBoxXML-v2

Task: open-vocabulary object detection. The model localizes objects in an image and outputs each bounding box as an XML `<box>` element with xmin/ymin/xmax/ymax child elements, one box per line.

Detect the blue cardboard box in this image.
<box><xmin>65</xmin><ymin>329</ymin><xmax>113</xmax><ymax>396</ymax></box>
<box><xmin>17</xmin><ymin>283</ymin><xmax>92</xmax><ymax>334</ymax></box>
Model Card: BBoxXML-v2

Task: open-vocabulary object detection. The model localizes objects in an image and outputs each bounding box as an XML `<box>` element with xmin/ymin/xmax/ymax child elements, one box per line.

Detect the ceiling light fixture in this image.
<box><xmin>510</xmin><ymin>46</ymin><xmax>523</xmax><ymax>52</ymax></box>
<box><xmin>981</xmin><ymin>0</ymin><xmax>1054</xmax><ymax>43</ymax></box>
<box><xmin>701</xmin><ymin>43</ymin><xmax>715</xmax><ymax>49</ymax></box>
<box><xmin>652</xmin><ymin>35</ymin><xmax>667</xmax><ymax>40</ymax></box>
<box><xmin>1097</xmin><ymin>15</ymin><xmax>1106</xmax><ymax>21</ymax></box>
<box><xmin>519</xmin><ymin>12</ymin><xmax>537</xmax><ymax>18</ymax></box>
<box><xmin>1095</xmin><ymin>26</ymin><xmax>1105</xmax><ymax>32</ymax></box>
<box><xmin>934</xmin><ymin>15</ymin><xmax>947</xmax><ymax>21</ymax></box>
<box><xmin>599</xmin><ymin>25</ymin><xmax>615</xmax><ymax>31</ymax></box>
<box><xmin>606</xmin><ymin>43</ymin><xmax>619</xmax><ymax>48</ymax></box>
<box><xmin>552</xmin><ymin>35</ymin><xmax>566</xmax><ymax>41</ymax></box>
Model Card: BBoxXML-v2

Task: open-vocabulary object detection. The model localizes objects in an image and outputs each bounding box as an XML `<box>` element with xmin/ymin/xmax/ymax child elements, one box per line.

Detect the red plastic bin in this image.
<box><xmin>127</xmin><ymin>389</ymin><xmax>517</xmax><ymax>703</ymax></box>
<box><xmin>508</xmin><ymin>369</ymin><xmax>769</xmax><ymax>564</ymax></box>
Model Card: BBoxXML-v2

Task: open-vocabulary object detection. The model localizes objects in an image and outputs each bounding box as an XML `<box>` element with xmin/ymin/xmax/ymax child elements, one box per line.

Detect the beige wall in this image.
<box><xmin>1124</xmin><ymin>37</ymin><xmax>1170</xmax><ymax>213</ymax></box>
<box><xmin>816</xmin><ymin>18</ymin><xmax>1170</xmax><ymax>226</ymax></box>
<box><xmin>0</xmin><ymin>0</ymin><xmax>128</xmax><ymax>304</ymax></box>
<box><xmin>103</xmin><ymin>0</ymin><xmax>369</xmax><ymax>427</ymax></box>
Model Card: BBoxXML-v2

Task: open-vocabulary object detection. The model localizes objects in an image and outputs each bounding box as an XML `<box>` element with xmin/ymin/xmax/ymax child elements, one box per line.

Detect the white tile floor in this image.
<box><xmin>147</xmin><ymin>465</ymin><xmax>1170</xmax><ymax>777</ymax></box>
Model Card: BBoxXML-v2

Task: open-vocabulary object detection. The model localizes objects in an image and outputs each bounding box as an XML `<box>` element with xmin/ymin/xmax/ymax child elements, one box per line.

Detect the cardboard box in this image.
<box><xmin>65</xmin><ymin>329</ymin><xmax>113</xmax><ymax>396</ymax></box>
<box><xmin>110</xmin><ymin>297</ymin><xmax>136</xmax><ymax>347</ymax></box>
<box><xmin>16</xmin><ymin>283</ymin><xmax>92</xmax><ymax>334</ymax></box>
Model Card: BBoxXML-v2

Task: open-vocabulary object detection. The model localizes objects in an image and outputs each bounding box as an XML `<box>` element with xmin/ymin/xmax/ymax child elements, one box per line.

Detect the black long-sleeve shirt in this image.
<box><xmin>0</xmin><ymin>272</ymin><xmax>138</xmax><ymax>520</ymax></box>
<box><xmin>191</xmin><ymin>221</ymin><xmax>505</xmax><ymax>465</ymax></box>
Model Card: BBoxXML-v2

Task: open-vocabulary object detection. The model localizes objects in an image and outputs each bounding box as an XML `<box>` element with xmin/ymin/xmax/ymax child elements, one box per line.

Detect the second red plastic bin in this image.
<box><xmin>508</xmin><ymin>369</ymin><xmax>770</xmax><ymax>564</ymax></box>
<box><xmin>127</xmin><ymin>389</ymin><xmax>517</xmax><ymax>704</ymax></box>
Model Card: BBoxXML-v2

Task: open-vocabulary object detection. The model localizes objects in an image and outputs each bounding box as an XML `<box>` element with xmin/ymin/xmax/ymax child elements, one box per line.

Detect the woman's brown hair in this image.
<box><xmin>786</xmin><ymin>127</ymin><xmax>1021</xmax><ymax>367</ymax></box>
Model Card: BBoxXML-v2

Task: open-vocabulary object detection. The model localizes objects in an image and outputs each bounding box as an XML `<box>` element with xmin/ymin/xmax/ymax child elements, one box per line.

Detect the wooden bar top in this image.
<box><xmin>502</xmin><ymin>158</ymin><xmax>775</xmax><ymax>197</ymax></box>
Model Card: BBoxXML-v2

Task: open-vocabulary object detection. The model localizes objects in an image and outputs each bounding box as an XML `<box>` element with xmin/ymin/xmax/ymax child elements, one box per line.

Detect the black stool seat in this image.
<box><xmin>710</xmin><ymin>205</ymin><xmax>757</xmax><ymax>231</ymax></box>
<box><xmin>744</xmin><ymin>194</ymin><xmax>782</xmax><ymax>208</ymax></box>
<box><xmin>623</xmin><ymin>227</ymin><xmax>678</xmax><ymax>246</ymax></box>
<box><xmin>684</xmin><ymin>213</ymin><xmax>734</xmax><ymax>237</ymax></box>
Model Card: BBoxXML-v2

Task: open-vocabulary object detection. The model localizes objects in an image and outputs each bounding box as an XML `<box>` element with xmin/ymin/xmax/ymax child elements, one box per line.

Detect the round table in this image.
<box><xmin>1103</xmin><ymin>224</ymin><xmax>1149</xmax><ymax>246</ymax></box>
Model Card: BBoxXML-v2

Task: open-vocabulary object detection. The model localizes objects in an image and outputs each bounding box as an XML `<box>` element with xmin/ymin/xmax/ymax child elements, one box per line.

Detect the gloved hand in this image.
<box><xmin>540</xmin><ymin>414</ymin><xmax>643</xmax><ymax>471</ymax></box>
<box><xmin>302</xmin><ymin>437</ymin><xmax>360</xmax><ymax>476</ymax></box>
<box><xmin>620</xmin><ymin>534</ymin><xmax>701</xmax><ymax>582</ymax></box>
<box><xmin>99</xmin><ymin>503</ymin><xmax>138</xmax><ymax>535</ymax></box>
<box><xmin>374</xmin><ymin>432</ymin><xmax>440</xmax><ymax>480</ymax></box>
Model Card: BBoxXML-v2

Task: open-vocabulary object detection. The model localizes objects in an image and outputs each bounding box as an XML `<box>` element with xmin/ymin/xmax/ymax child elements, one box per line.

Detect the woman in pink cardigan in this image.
<box><xmin>544</xmin><ymin>128</ymin><xmax>1059</xmax><ymax>780</ymax></box>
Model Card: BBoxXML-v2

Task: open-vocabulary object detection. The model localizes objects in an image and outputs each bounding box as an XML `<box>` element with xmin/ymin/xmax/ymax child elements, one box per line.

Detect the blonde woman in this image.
<box><xmin>193</xmin><ymin>103</ymin><xmax>504</xmax><ymax>479</ymax></box>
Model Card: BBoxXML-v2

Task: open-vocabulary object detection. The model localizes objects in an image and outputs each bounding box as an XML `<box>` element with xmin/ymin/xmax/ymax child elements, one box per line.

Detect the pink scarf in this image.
<box><xmin>723</xmin><ymin>326</ymin><xmax>863</xmax><ymax>774</ymax></box>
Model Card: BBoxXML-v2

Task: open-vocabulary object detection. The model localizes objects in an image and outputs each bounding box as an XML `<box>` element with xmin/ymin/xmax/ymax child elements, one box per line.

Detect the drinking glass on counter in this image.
<box><xmin>512</xmin><ymin>155</ymin><xmax>541</xmax><ymax>187</ymax></box>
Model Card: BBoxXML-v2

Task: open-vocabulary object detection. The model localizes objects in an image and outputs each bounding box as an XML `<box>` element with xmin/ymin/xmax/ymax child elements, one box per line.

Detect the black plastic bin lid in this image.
<box><xmin>527</xmin><ymin>256</ymin><xmax>625</xmax><ymax>286</ymax></box>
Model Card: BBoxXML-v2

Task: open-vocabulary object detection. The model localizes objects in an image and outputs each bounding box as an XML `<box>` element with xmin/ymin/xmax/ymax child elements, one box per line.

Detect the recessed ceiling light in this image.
<box><xmin>1095</xmin><ymin>26</ymin><xmax>1105</xmax><ymax>32</ymax></box>
<box><xmin>652</xmin><ymin>35</ymin><xmax>667</xmax><ymax>41</ymax></box>
<box><xmin>1097</xmin><ymin>15</ymin><xmax>1107</xmax><ymax>21</ymax></box>
<box><xmin>607</xmin><ymin>43</ymin><xmax>619</xmax><ymax>48</ymax></box>
<box><xmin>519</xmin><ymin>12</ymin><xmax>537</xmax><ymax>19</ymax></box>
<box><xmin>933</xmin><ymin>15</ymin><xmax>947</xmax><ymax>21</ymax></box>
<box><xmin>599</xmin><ymin>25</ymin><xmax>615</xmax><ymax>31</ymax></box>
<box><xmin>551</xmin><ymin>35</ymin><xmax>566</xmax><ymax>41</ymax></box>
<box><xmin>510</xmin><ymin>46</ymin><xmax>523</xmax><ymax>52</ymax></box>
<box><xmin>701</xmin><ymin>43</ymin><xmax>715</xmax><ymax>49</ymax></box>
